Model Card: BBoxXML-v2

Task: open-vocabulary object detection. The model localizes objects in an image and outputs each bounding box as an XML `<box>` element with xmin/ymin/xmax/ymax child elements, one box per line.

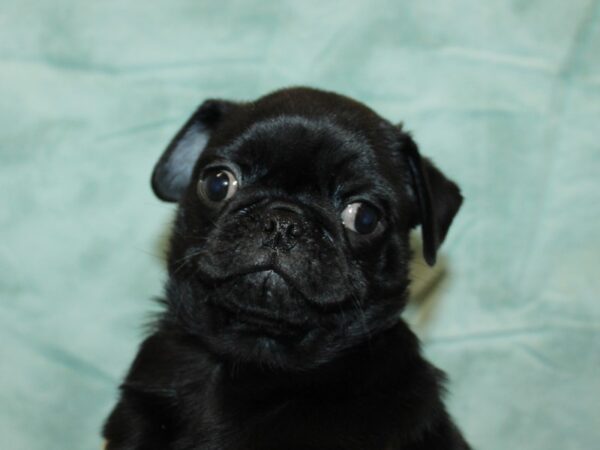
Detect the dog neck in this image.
<box><xmin>215</xmin><ymin>320</ymin><xmax>429</xmax><ymax>399</ymax></box>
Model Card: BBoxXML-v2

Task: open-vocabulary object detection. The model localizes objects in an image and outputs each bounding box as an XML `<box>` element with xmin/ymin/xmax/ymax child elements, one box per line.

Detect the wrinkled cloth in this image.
<box><xmin>1</xmin><ymin>1</ymin><xmax>599</xmax><ymax>449</ymax></box>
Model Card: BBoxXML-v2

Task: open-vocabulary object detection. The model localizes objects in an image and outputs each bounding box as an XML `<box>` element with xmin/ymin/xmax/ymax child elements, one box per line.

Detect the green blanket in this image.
<box><xmin>1</xmin><ymin>1</ymin><xmax>599</xmax><ymax>449</ymax></box>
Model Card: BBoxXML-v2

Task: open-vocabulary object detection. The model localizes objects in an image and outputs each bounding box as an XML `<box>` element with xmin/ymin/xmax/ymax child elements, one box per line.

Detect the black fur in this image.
<box><xmin>103</xmin><ymin>87</ymin><xmax>468</xmax><ymax>449</ymax></box>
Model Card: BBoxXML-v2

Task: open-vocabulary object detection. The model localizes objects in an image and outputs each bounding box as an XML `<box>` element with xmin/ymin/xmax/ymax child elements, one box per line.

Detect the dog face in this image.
<box><xmin>152</xmin><ymin>88</ymin><xmax>462</xmax><ymax>369</ymax></box>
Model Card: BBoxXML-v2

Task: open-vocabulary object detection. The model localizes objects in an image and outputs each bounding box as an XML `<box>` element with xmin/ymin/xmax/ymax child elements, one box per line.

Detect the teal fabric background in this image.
<box><xmin>1</xmin><ymin>1</ymin><xmax>599</xmax><ymax>449</ymax></box>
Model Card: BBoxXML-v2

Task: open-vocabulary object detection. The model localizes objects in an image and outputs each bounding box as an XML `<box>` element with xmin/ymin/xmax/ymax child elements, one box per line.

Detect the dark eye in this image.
<box><xmin>197</xmin><ymin>169</ymin><xmax>239</xmax><ymax>203</ymax></box>
<box><xmin>341</xmin><ymin>202</ymin><xmax>381</xmax><ymax>234</ymax></box>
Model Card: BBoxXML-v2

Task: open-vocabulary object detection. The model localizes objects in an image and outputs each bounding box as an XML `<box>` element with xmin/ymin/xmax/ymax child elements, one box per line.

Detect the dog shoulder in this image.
<box><xmin>121</xmin><ymin>330</ymin><xmax>215</xmax><ymax>395</ymax></box>
<box><xmin>103</xmin><ymin>331</ymin><xmax>217</xmax><ymax>449</ymax></box>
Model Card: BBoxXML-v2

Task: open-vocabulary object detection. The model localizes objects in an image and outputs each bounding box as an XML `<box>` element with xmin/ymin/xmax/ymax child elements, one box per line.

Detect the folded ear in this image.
<box><xmin>400</xmin><ymin>132</ymin><xmax>463</xmax><ymax>266</ymax></box>
<box><xmin>151</xmin><ymin>99</ymin><xmax>236</xmax><ymax>202</ymax></box>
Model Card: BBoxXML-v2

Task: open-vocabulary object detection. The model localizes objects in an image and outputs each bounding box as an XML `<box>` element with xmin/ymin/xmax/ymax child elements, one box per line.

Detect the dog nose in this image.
<box><xmin>261</xmin><ymin>203</ymin><xmax>304</xmax><ymax>251</ymax></box>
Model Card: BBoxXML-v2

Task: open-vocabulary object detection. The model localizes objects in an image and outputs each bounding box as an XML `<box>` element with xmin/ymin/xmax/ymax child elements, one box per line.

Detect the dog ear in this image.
<box><xmin>400</xmin><ymin>132</ymin><xmax>463</xmax><ymax>266</ymax></box>
<box><xmin>151</xmin><ymin>99</ymin><xmax>237</xmax><ymax>202</ymax></box>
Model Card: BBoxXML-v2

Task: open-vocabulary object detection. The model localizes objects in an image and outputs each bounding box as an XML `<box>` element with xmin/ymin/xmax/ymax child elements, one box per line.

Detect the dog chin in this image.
<box><xmin>201</xmin><ymin>302</ymin><xmax>316</xmax><ymax>369</ymax></box>
<box><xmin>194</xmin><ymin>271</ymin><xmax>315</xmax><ymax>364</ymax></box>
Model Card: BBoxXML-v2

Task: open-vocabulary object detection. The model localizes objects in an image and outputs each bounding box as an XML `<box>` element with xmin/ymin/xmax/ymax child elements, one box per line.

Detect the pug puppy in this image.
<box><xmin>103</xmin><ymin>87</ymin><xmax>469</xmax><ymax>450</ymax></box>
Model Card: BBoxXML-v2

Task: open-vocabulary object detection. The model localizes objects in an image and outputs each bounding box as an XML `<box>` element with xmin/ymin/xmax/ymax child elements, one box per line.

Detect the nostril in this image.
<box><xmin>263</xmin><ymin>218</ymin><xmax>277</xmax><ymax>233</ymax></box>
<box><xmin>287</xmin><ymin>223</ymin><xmax>302</xmax><ymax>238</ymax></box>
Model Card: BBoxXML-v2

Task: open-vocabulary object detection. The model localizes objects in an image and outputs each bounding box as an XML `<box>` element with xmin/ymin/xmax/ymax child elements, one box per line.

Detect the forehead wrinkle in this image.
<box><xmin>331</xmin><ymin>148</ymin><xmax>401</xmax><ymax>214</ymax></box>
<box><xmin>208</xmin><ymin>114</ymin><xmax>391</xmax><ymax>201</ymax></box>
<box><xmin>218</xmin><ymin>113</ymin><xmax>372</xmax><ymax>170</ymax></box>
<box><xmin>215</xmin><ymin>114</ymin><xmax>370</xmax><ymax>156</ymax></box>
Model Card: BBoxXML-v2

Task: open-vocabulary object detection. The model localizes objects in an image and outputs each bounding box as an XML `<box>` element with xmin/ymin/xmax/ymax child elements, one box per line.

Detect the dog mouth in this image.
<box><xmin>208</xmin><ymin>269</ymin><xmax>310</xmax><ymax>336</ymax></box>
<box><xmin>201</xmin><ymin>262</ymin><xmax>312</xmax><ymax>301</ymax></box>
<box><xmin>218</xmin><ymin>304</ymin><xmax>304</xmax><ymax>337</ymax></box>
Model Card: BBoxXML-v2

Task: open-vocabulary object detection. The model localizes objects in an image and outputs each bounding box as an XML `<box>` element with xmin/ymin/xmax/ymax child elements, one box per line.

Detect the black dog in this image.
<box><xmin>103</xmin><ymin>87</ymin><xmax>469</xmax><ymax>450</ymax></box>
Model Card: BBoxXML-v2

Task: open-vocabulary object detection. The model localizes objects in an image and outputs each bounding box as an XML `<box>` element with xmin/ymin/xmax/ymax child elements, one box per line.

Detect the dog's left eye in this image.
<box><xmin>197</xmin><ymin>169</ymin><xmax>239</xmax><ymax>203</ymax></box>
<box><xmin>341</xmin><ymin>202</ymin><xmax>381</xmax><ymax>234</ymax></box>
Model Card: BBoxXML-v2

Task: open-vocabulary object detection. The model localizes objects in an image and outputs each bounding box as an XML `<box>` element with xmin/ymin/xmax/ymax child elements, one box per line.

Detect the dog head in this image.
<box><xmin>152</xmin><ymin>87</ymin><xmax>462</xmax><ymax>369</ymax></box>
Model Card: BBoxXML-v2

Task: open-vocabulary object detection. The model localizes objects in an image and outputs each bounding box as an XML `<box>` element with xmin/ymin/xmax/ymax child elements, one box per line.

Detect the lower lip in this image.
<box><xmin>214</xmin><ymin>301</ymin><xmax>304</xmax><ymax>336</ymax></box>
<box><xmin>231</xmin><ymin>312</ymin><xmax>304</xmax><ymax>338</ymax></box>
<box><xmin>237</xmin><ymin>312</ymin><xmax>286</xmax><ymax>330</ymax></box>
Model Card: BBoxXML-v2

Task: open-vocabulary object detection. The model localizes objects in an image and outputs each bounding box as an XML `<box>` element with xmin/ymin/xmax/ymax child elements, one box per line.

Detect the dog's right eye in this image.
<box><xmin>197</xmin><ymin>169</ymin><xmax>239</xmax><ymax>203</ymax></box>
